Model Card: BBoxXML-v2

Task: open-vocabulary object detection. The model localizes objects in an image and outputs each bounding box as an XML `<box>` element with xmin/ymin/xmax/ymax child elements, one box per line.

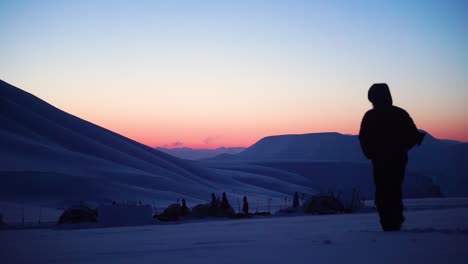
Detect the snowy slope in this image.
<box><xmin>199</xmin><ymin>160</ymin><xmax>441</xmax><ymax>201</ymax></box>
<box><xmin>0</xmin><ymin>80</ymin><xmax>446</xmax><ymax>208</ymax></box>
<box><xmin>1</xmin><ymin>199</ymin><xmax>467</xmax><ymax>264</ymax></box>
<box><xmin>0</xmin><ymin>80</ymin><xmax>368</xmax><ymax>207</ymax></box>
<box><xmin>0</xmin><ymin>80</ymin><xmax>241</xmax><ymax>205</ymax></box>
<box><xmin>211</xmin><ymin>132</ymin><xmax>468</xmax><ymax>197</ymax></box>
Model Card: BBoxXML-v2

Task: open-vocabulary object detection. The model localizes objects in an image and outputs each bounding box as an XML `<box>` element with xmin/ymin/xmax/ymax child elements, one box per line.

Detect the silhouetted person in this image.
<box><xmin>359</xmin><ymin>83</ymin><xmax>424</xmax><ymax>231</ymax></box>
<box><xmin>293</xmin><ymin>192</ymin><xmax>300</xmax><ymax>208</ymax></box>
<box><xmin>242</xmin><ymin>196</ymin><xmax>249</xmax><ymax>215</ymax></box>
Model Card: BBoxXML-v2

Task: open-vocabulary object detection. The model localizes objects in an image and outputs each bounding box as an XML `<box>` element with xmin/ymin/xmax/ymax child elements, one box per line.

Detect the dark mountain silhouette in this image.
<box><xmin>156</xmin><ymin>147</ymin><xmax>245</xmax><ymax>160</ymax></box>
<box><xmin>238</xmin><ymin>132</ymin><xmax>365</xmax><ymax>162</ymax></box>
<box><xmin>209</xmin><ymin>132</ymin><xmax>468</xmax><ymax>197</ymax></box>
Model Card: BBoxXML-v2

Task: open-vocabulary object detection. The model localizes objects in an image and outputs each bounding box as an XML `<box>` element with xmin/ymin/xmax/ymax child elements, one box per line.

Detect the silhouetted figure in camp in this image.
<box><xmin>359</xmin><ymin>83</ymin><xmax>425</xmax><ymax>231</ymax></box>
<box><xmin>293</xmin><ymin>192</ymin><xmax>300</xmax><ymax>208</ymax></box>
<box><xmin>242</xmin><ymin>196</ymin><xmax>249</xmax><ymax>215</ymax></box>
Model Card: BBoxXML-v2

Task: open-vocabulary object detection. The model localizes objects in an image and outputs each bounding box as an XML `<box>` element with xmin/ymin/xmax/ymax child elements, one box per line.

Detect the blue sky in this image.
<box><xmin>1</xmin><ymin>0</ymin><xmax>467</xmax><ymax>147</ymax></box>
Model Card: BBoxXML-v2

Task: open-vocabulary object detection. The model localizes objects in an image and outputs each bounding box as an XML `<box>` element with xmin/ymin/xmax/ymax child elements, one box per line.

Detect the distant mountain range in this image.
<box><xmin>0</xmin><ymin>79</ymin><xmax>453</xmax><ymax>208</ymax></box>
<box><xmin>228</xmin><ymin>132</ymin><xmax>365</xmax><ymax>161</ymax></box>
<box><xmin>206</xmin><ymin>132</ymin><xmax>468</xmax><ymax>197</ymax></box>
<box><xmin>156</xmin><ymin>147</ymin><xmax>245</xmax><ymax>160</ymax></box>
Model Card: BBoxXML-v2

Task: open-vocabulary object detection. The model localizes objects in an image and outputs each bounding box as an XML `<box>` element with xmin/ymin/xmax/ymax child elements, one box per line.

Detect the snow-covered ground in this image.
<box><xmin>1</xmin><ymin>199</ymin><xmax>467</xmax><ymax>264</ymax></box>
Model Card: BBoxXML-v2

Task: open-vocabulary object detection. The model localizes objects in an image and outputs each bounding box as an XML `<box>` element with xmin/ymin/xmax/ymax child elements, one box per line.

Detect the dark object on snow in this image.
<box><xmin>221</xmin><ymin>206</ymin><xmax>235</xmax><ymax>218</ymax></box>
<box><xmin>57</xmin><ymin>205</ymin><xmax>97</xmax><ymax>225</ymax></box>
<box><xmin>192</xmin><ymin>203</ymin><xmax>212</xmax><ymax>218</ymax></box>
<box><xmin>192</xmin><ymin>193</ymin><xmax>221</xmax><ymax>218</ymax></box>
<box><xmin>303</xmin><ymin>194</ymin><xmax>345</xmax><ymax>214</ymax></box>
<box><xmin>231</xmin><ymin>213</ymin><xmax>253</xmax><ymax>219</ymax></box>
<box><xmin>242</xmin><ymin>196</ymin><xmax>249</xmax><ymax>215</ymax></box>
<box><xmin>359</xmin><ymin>83</ymin><xmax>425</xmax><ymax>231</ymax></box>
<box><xmin>220</xmin><ymin>192</ymin><xmax>231</xmax><ymax>209</ymax></box>
<box><xmin>253</xmin><ymin>211</ymin><xmax>271</xmax><ymax>216</ymax></box>
<box><xmin>220</xmin><ymin>192</ymin><xmax>235</xmax><ymax>217</ymax></box>
<box><xmin>293</xmin><ymin>192</ymin><xmax>300</xmax><ymax>208</ymax></box>
<box><xmin>181</xmin><ymin>199</ymin><xmax>189</xmax><ymax>217</ymax></box>
<box><xmin>276</xmin><ymin>206</ymin><xmax>302</xmax><ymax>215</ymax></box>
<box><xmin>192</xmin><ymin>193</ymin><xmax>234</xmax><ymax>218</ymax></box>
<box><xmin>156</xmin><ymin>203</ymin><xmax>182</xmax><ymax>222</ymax></box>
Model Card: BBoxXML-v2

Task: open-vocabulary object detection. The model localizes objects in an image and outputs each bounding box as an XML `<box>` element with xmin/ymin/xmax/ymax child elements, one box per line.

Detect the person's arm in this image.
<box><xmin>402</xmin><ymin>110</ymin><xmax>425</xmax><ymax>150</ymax></box>
<box><xmin>359</xmin><ymin>112</ymin><xmax>373</xmax><ymax>160</ymax></box>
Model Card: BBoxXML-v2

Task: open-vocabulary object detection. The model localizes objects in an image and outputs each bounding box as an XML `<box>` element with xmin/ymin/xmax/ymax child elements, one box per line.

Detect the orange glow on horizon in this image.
<box><xmin>93</xmin><ymin>117</ymin><xmax>467</xmax><ymax>150</ymax></box>
<box><xmin>54</xmin><ymin>95</ymin><xmax>468</xmax><ymax>150</ymax></box>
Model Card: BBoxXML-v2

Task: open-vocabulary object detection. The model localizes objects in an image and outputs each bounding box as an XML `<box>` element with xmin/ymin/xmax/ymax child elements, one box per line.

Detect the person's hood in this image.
<box><xmin>368</xmin><ymin>83</ymin><xmax>393</xmax><ymax>107</ymax></box>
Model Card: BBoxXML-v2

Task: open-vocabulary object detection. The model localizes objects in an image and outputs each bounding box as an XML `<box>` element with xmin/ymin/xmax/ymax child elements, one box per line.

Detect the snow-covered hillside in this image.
<box><xmin>199</xmin><ymin>160</ymin><xmax>441</xmax><ymax>201</ymax></box>
<box><xmin>236</xmin><ymin>132</ymin><xmax>365</xmax><ymax>161</ymax></box>
<box><xmin>0</xmin><ymin>80</ymin><xmax>444</xmax><ymax>208</ymax></box>
<box><xmin>209</xmin><ymin>132</ymin><xmax>468</xmax><ymax>197</ymax></box>
<box><xmin>0</xmin><ymin>80</ymin><xmax>237</xmax><ymax>205</ymax></box>
<box><xmin>1</xmin><ymin>199</ymin><xmax>467</xmax><ymax>264</ymax></box>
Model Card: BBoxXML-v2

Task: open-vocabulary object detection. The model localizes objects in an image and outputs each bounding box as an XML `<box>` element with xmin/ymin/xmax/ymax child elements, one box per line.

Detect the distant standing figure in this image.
<box><xmin>242</xmin><ymin>196</ymin><xmax>249</xmax><ymax>215</ymax></box>
<box><xmin>359</xmin><ymin>83</ymin><xmax>424</xmax><ymax>231</ymax></box>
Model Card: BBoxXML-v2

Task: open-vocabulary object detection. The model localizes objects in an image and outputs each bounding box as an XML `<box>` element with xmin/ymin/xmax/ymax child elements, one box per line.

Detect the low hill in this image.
<box><xmin>209</xmin><ymin>132</ymin><xmax>468</xmax><ymax>197</ymax></box>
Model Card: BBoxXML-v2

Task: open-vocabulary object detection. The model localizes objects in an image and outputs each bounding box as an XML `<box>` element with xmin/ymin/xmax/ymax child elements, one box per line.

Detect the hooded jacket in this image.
<box><xmin>359</xmin><ymin>83</ymin><xmax>423</xmax><ymax>160</ymax></box>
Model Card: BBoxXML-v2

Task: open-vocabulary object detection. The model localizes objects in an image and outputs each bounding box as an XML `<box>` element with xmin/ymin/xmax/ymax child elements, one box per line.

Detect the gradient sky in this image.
<box><xmin>1</xmin><ymin>0</ymin><xmax>467</xmax><ymax>148</ymax></box>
